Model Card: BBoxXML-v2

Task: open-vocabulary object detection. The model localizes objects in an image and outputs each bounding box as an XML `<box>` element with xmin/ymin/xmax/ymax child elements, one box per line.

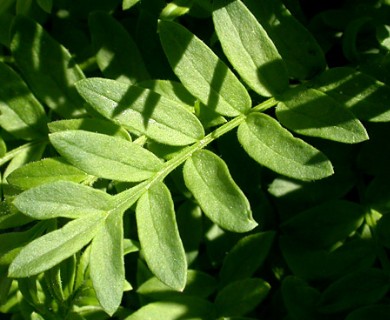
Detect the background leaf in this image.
<box><xmin>238</xmin><ymin>113</ymin><xmax>334</xmax><ymax>181</ymax></box>
<box><xmin>136</xmin><ymin>182</ymin><xmax>187</xmax><ymax>290</ymax></box>
<box><xmin>159</xmin><ymin>20</ymin><xmax>251</xmax><ymax>117</ymax></box>
<box><xmin>183</xmin><ymin>150</ymin><xmax>257</xmax><ymax>232</ymax></box>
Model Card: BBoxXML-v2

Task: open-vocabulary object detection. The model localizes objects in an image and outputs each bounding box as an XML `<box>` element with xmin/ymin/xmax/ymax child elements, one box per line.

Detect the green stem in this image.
<box><xmin>113</xmin><ymin>97</ymin><xmax>278</xmax><ymax>211</ymax></box>
<box><xmin>0</xmin><ymin>139</ymin><xmax>47</xmax><ymax>167</ymax></box>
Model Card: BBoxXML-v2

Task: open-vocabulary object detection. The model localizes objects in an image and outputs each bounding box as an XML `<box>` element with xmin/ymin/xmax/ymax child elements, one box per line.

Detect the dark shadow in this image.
<box><xmin>256</xmin><ymin>59</ymin><xmax>289</xmax><ymax>96</ymax></box>
<box><xmin>207</xmin><ymin>59</ymin><xmax>228</xmax><ymax>111</ymax></box>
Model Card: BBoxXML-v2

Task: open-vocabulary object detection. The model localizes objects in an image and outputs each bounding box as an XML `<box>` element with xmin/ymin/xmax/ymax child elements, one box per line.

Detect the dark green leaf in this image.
<box><xmin>183</xmin><ymin>150</ymin><xmax>257</xmax><ymax>232</ymax></box>
<box><xmin>281</xmin><ymin>200</ymin><xmax>365</xmax><ymax>248</ymax></box>
<box><xmin>238</xmin><ymin>113</ymin><xmax>334</xmax><ymax>181</ymax></box>
<box><xmin>13</xmin><ymin>181</ymin><xmax>112</xmax><ymax>220</ymax></box>
<box><xmin>76</xmin><ymin>78</ymin><xmax>204</xmax><ymax>146</ymax></box>
<box><xmin>243</xmin><ymin>0</ymin><xmax>326</xmax><ymax>80</ymax></box>
<box><xmin>310</xmin><ymin>67</ymin><xmax>390</xmax><ymax>122</ymax></box>
<box><xmin>50</xmin><ymin>130</ymin><xmax>163</xmax><ymax>182</ymax></box>
<box><xmin>318</xmin><ymin>268</ymin><xmax>389</xmax><ymax>313</ymax></box>
<box><xmin>0</xmin><ymin>62</ymin><xmax>47</xmax><ymax>140</ymax></box>
<box><xmin>7</xmin><ymin>158</ymin><xmax>88</xmax><ymax>190</ymax></box>
<box><xmin>89</xmin><ymin>12</ymin><xmax>149</xmax><ymax>85</ymax></box>
<box><xmin>276</xmin><ymin>86</ymin><xmax>368</xmax><ymax>143</ymax></box>
<box><xmin>90</xmin><ymin>210</ymin><xmax>125</xmax><ymax>316</ymax></box>
<box><xmin>136</xmin><ymin>182</ymin><xmax>187</xmax><ymax>290</ymax></box>
<box><xmin>215</xmin><ymin>278</ymin><xmax>270</xmax><ymax>317</ymax></box>
<box><xmin>159</xmin><ymin>20</ymin><xmax>251</xmax><ymax>117</ymax></box>
<box><xmin>346</xmin><ymin>305</ymin><xmax>390</xmax><ymax>320</ymax></box>
<box><xmin>213</xmin><ymin>0</ymin><xmax>288</xmax><ymax>96</ymax></box>
<box><xmin>219</xmin><ymin>232</ymin><xmax>275</xmax><ymax>286</ymax></box>
<box><xmin>8</xmin><ymin>214</ymin><xmax>105</xmax><ymax>278</ymax></box>
<box><xmin>11</xmin><ymin>16</ymin><xmax>88</xmax><ymax>118</ymax></box>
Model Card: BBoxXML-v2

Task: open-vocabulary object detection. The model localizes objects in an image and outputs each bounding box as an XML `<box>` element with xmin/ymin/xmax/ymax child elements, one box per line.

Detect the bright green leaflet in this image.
<box><xmin>8</xmin><ymin>214</ymin><xmax>105</xmax><ymax>278</ymax></box>
<box><xmin>159</xmin><ymin>20</ymin><xmax>251</xmax><ymax>117</ymax></box>
<box><xmin>213</xmin><ymin>0</ymin><xmax>288</xmax><ymax>97</ymax></box>
<box><xmin>75</xmin><ymin>78</ymin><xmax>204</xmax><ymax>146</ymax></box>
<box><xmin>135</xmin><ymin>182</ymin><xmax>187</xmax><ymax>290</ymax></box>
<box><xmin>49</xmin><ymin>130</ymin><xmax>163</xmax><ymax>182</ymax></box>
<box><xmin>90</xmin><ymin>210</ymin><xmax>125</xmax><ymax>316</ymax></box>
<box><xmin>276</xmin><ymin>86</ymin><xmax>369</xmax><ymax>143</ymax></box>
<box><xmin>13</xmin><ymin>181</ymin><xmax>112</xmax><ymax>220</ymax></box>
<box><xmin>238</xmin><ymin>113</ymin><xmax>334</xmax><ymax>181</ymax></box>
<box><xmin>183</xmin><ymin>149</ymin><xmax>257</xmax><ymax>232</ymax></box>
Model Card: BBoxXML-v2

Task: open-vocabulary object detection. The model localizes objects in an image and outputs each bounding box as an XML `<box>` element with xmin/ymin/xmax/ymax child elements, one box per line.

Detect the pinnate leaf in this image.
<box><xmin>238</xmin><ymin>113</ymin><xmax>334</xmax><ymax>181</ymax></box>
<box><xmin>136</xmin><ymin>182</ymin><xmax>187</xmax><ymax>290</ymax></box>
<box><xmin>76</xmin><ymin>78</ymin><xmax>204</xmax><ymax>146</ymax></box>
<box><xmin>50</xmin><ymin>130</ymin><xmax>163</xmax><ymax>182</ymax></box>
<box><xmin>183</xmin><ymin>150</ymin><xmax>257</xmax><ymax>232</ymax></box>
<box><xmin>159</xmin><ymin>20</ymin><xmax>251</xmax><ymax>117</ymax></box>
<box><xmin>213</xmin><ymin>0</ymin><xmax>288</xmax><ymax>96</ymax></box>
<box><xmin>276</xmin><ymin>86</ymin><xmax>369</xmax><ymax>143</ymax></box>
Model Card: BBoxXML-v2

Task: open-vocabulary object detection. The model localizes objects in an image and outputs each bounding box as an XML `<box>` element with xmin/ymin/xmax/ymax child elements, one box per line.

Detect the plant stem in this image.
<box><xmin>113</xmin><ymin>97</ymin><xmax>278</xmax><ymax>211</ymax></box>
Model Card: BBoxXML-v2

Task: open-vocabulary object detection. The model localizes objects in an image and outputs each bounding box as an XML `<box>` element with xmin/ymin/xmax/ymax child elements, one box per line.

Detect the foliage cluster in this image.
<box><xmin>1</xmin><ymin>0</ymin><xmax>390</xmax><ymax>319</ymax></box>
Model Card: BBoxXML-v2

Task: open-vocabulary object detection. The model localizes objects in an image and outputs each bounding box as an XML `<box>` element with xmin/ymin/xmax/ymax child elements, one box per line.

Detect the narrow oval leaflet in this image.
<box><xmin>183</xmin><ymin>149</ymin><xmax>257</xmax><ymax>232</ymax></box>
<box><xmin>8</xmin><ymin>214</ymin><xmax>104</xmax><ymax>278</ymax></box>
<box><xmin>213</xmin><ymin>0</ymin><xmax>288</xmax><ymax>97</ymax></box>
<box><xmin>237</xmin><ymin>113</ymin><xmax>334</xmax><ymax>181</ymax></box>
<box><xmin>276</xmin><ymin>86</ymin><xmax>369</xmax><ymax>143</ymax></box>
<box><xmin>13</xmin><ymin>180</ymin><xmax>112</xmax><ymax>220</ymax></box>
<box><xmin>159</xmin><ymin>20</ymin><xmax>251</xmax><ymax>117</ymax></box>
<box><xmin>136</xmin><ymin>182</ymin><xmax>187</xmax><ymax>291</ymax></box>
<box><xmin>75</xmin><ymin>78</ymin><xmax>204</xmax><ymax>146</ymax></box>
<box><xmin>49</xmin><ymin>130</ymin><xmax>163</xmax><ymax>182</ymax></box>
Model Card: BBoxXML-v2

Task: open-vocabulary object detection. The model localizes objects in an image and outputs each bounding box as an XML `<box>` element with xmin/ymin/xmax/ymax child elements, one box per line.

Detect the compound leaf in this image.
<box><xmin>159</xmin><ymin>20</ymin><xmax>251</xmax><ymax>117</ymax></box>
<box><xmin>238</xmin><ymin>113</ymin><xmax>333</xmax><ymax>181</ymax></box>
<box><xmin>50</xmin><ymin>130</ymin><xmax>163</xmax><ymax>182</ymax></box>
<box><xmin>76</xmin><ymin>78</ymin><xmax>204</xmax><ymax>146</ymax></box>
<box><xmin>183</xmin><ymin>150</ymin><xmax>257</xmax><ymax>232</ymax></box>
<box><xmin>213</xmin><ymin>0</ymin><xmax>288</xmax><ymax>96</ymax></box>
<box><xmin>136</xmin><ymin>182</ymin><xmax>187</xmax><ymax>290</ymax></box>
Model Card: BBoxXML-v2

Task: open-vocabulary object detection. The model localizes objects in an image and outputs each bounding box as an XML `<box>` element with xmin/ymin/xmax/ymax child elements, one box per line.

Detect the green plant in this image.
<box><xmin>1</xmin><ymin>0</ymin><xmax>390</xmax><ymax>319</ymax></box>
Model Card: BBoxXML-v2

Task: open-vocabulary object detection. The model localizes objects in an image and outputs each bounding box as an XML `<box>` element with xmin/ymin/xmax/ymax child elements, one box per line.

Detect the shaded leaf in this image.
<box><xmin>346</xmin><ymin>305</ymin><xmax>390</xmax><ymax>320</ymax></box>
<box><xmin>159</xmin><ymin>20</ymin><xmax>251</xmax><ymax>117</ymax></box>
<box><xmin>89</xmin><ymin>11</ymin><xmax>149</xmax><ymax>85</ymax></box>
<box><xmin>90</xmin><ymin>210</ymin><xmax>125</xmax><ymax>316</ymax></box>
<box><xmin>8</xmin><ymin>214</ymin><xmax>104</xmax><ymax>278</ymax></box>
<box><xmin>238</xmin><ymin>113</ymin><xmax>334</xmax><ymax>181</ymax></box>
<box><xmin>50</xmin><ymin>130</ymin><xmax>163</xmax><ymax>182</ymax></box>
<box><xmin>76</xmin><ymin>78</ymin><xmax>204</xmax><ymax>146</ymax></box>
<box><xmin>213</xmin><ymin>0</ymin><xmax>288</xmax><ymax>96</ymax></box>
<box><xmin>183</xmin><ymin>150</ymin><xmax>257</xmax><ymax>232</ymax></box>
<box><xmin>13</xmin><ymin>181</ymin><xmax>112</xmax><ymax>220</ymax></box>
<box><xmin>215</xmin><ymin>278</ymin><xmax>270</xmax><ymax>317</ymax></box>
<box><xmin>0</xmin><ymin>62</ymin><xmax>47</xmax><ymax>140</ymax></box>
<box><xmin>136</xmin><ymin>182</ymin><xmax>187</xmax><ymax>290</ymax></box>
<box><xmin>276</xmin><ymin>86</ymin><xmax>368</xmax><ymax>143</ymax></box>
<box><xmin>11</xmin><ymin>16</ymin><xmax>88</xmax><ymax>118</ymax></box>
<box><xmin>7</xmin><ymin>158</ymin><xmax>88</xmax><ymax>190</ymax></box>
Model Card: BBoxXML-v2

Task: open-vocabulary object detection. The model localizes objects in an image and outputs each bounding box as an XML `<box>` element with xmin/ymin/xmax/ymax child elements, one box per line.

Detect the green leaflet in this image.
<box><xmin>213</xmin><ymin>0</ymin><xmax>288</xmax><ymax>97</ymax></box>
<box><xmin>0</xmin><ymin>62</ymin><xmax>47</xmax><ymax>140</ymax></box>
<box><xmin>122</xmin><ymin>0</ymin><xmax>139</xmax><ymax>10</ymax></box>
<box><xmin>237</xmin><ymin>113</ymin><xmax>334</xmax><ymax>181</ymax></box>
<box><xmin>89</xmin><ymin>12</ymin><xmax>149</xmax><ymax>85</ymax></box>
<box><xmin>13</xmin><ymin>181</ymin><xmax>112</xmax><ymax>220</ymax></box>
<box><xmin>215</xmin><ymin>278</ymin><xmax>270</xmax><ymax>317</ymax></box>
<box><xmin>243</xmin><ymin>0</ymin><xmax>326</xmax><ymax>80</ymax></box>
<box><xmin>75</xmin><ymin>78</ymin><xmax>204</xmax><ymax>146</ymax></box>
<box><xmin>8</xmin><ymin>214</ymin><xmax>104</xmax><ymax>278</ymax></box>
<box><xmin>159</xmin><ymin>20</ymin><xmax>251</xmax><ymax>117</ymax></box>
<box><xmin>90</xmin><ymin>210</ymin><xmax>125</xmax><ymax>316</ymax></box>
<box><xmin>135</xmin><ymin>182</ymin><xmax>187</xmax><ymax>291</ymax></box>
<box><xmin>10</xmin><ymin>16</ymin><xmax>87</xmax><ymax>118</ymax></box>
<box><xmin>48</xmin><ymin>118</ymin><xmax>132</xmax><ymax>141</ymax></box>
<box><xmin>49</xmin><ymin>130</ymin><xmax>163</xmax><ymax>182</ymax></box>
<box><xmin>276</xmin><ymin>86</ymin><xmax>369</xmax><ymax>143</ymax></box>
<box><xmin>310</xmin><ymin>67</ymin><xmax>390</xmax><ymax>122</ymax></box>
<box><xmin>346</xmin><ymin>305</ymin><xmax>390</xmax><ymax>320</ymax></box>
<box><xmin>7</xmin><ymin>158</ymin><xmax>88</xmax><ymax>190</ymax></box>
<box><xmin>183</xmin><ymin>150</ymin><xmax>257</xmax><ymax>232</ymax></box>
